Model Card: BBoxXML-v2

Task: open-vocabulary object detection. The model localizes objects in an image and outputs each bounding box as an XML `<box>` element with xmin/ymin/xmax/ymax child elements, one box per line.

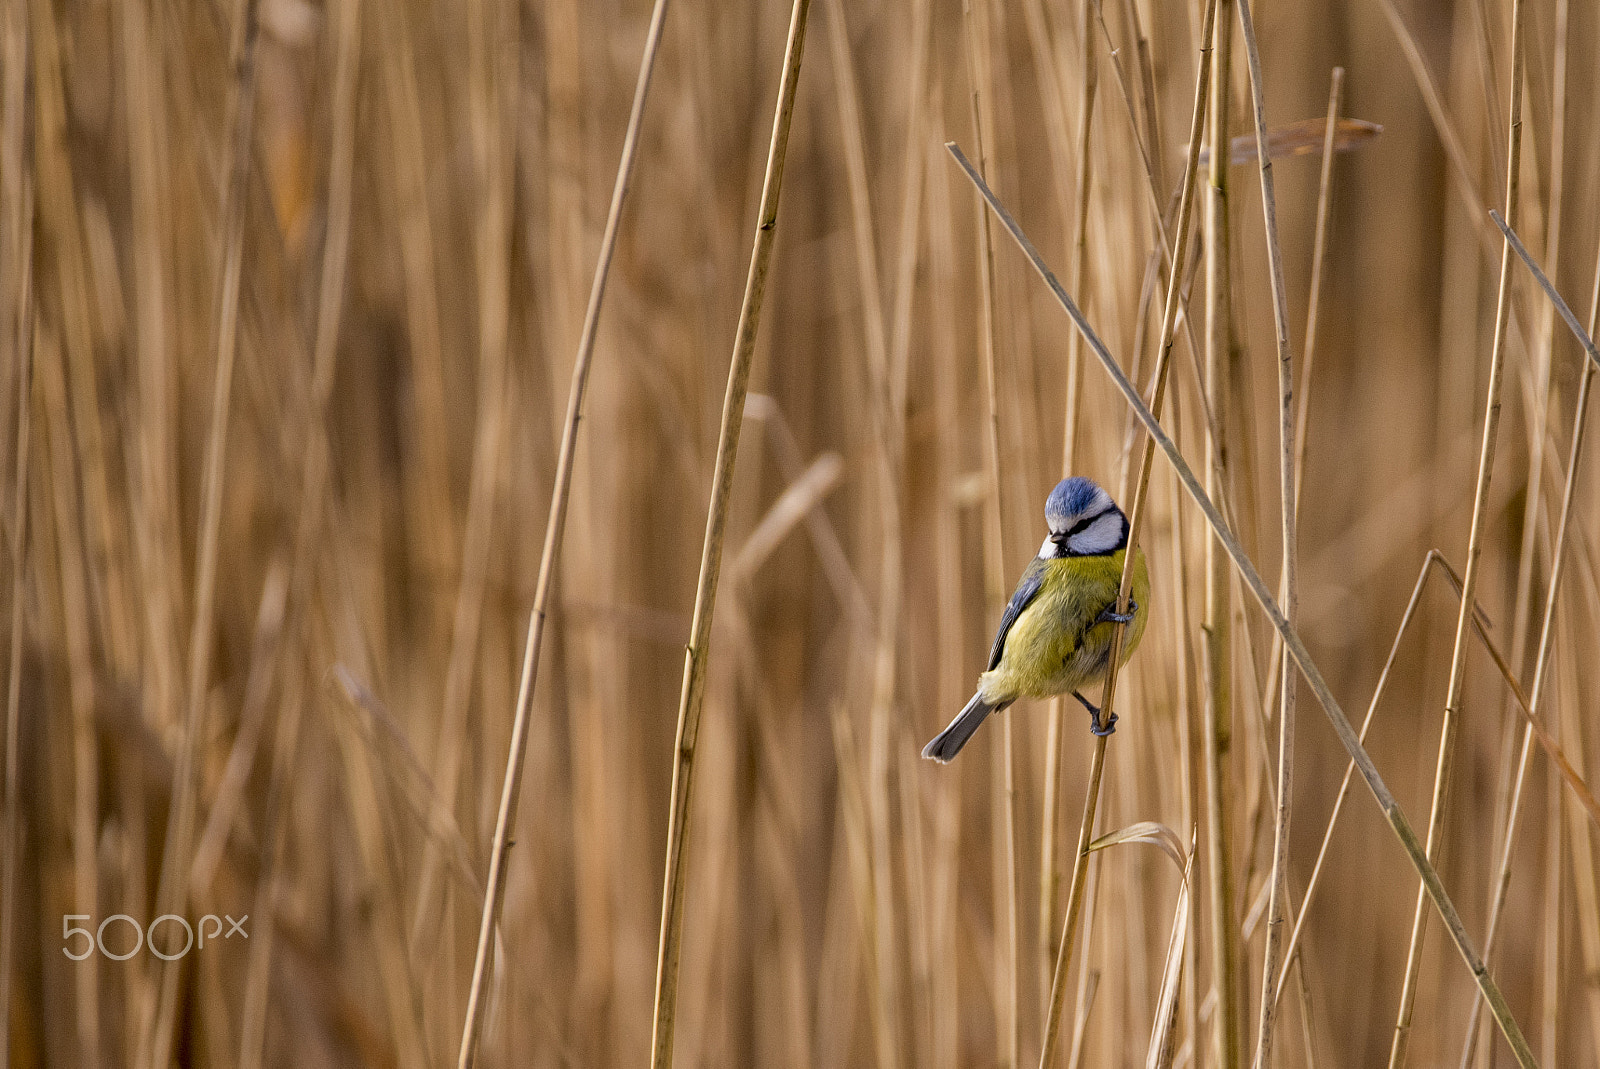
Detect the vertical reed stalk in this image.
<box><xmin>38</xmin><ymin>324</ymin><xmax>100</xmax><ymax>1068</ymax></box>
<box><xmin>1235</xmin><ymin>0</ymin><xmax>1298</xmax><ymax>1062</ymax></box>
<box><xmin>1388</xmin><ymin>1</ymin><xmax>1523</xmax><ymax>1064</ymax></box>
<box><xmin>455</xmin><ymin>0</ymin><xmax>673</xmax><ymax>1062</ymax></box>
<box><xmin>0</xmin><ymin>4</ymin><xmax>29</xmax><ymax>1055</ymax></box>
<box><xmin>1200</xmin><ymin>0</ymin><xmax>1241</xmax><ymax>1062</ymax></box>
<box><xmin>822</xmin><ymin>0</ymin><xmax>913</xmax><ymax>1061</ymax></box>
<box><xmin>1457</xmin><ymin>3</ymin><xmax>1577</xmax><ymax>1054</ymax></box>
<box><xmin>410</xmin><ymin>0</ymin><xmax>521</xmax><ymax>962</ymax></box>
<box><xmin>142</xmin><ymin>0</ymin><xmax>259</xmax><ymax>1064</ymax></box>
<box><xmin>1037</xmin><ymin>2</ymin><xmax>1215</xmax><ymax>1059</ymax></box>
<box><xmin>1040</xmin><ymin>0</ymin><xmax>1098</xmax><ymax>997</ymax></box>
<box><xmin>226</xmin><ymin>0</ymin><xmax>363</xmax><ymax>1058</ymax></box>
<box><xmin>121</xmin><ymin>0</ymin><xmax>183</xmax><ymax>774</ymax></box>
<box><xmin>1295</xmin><ymin>68</ymin><xmax>1343</xmax><ymax>517</ymax></box>
<box><xmin>960</xmin><ymin>0</ymin><xmax>1019</xmax><ymax>1060</ymax></box>
<box><xmin>1455</xmin><ymin>212</ymin><xmax>1600</xmax><ymax>1069</ymax></box>
<box><xmin>924</xmin><ymin>127</ymin><xmax>967</xmax><ymax>1069</ymax></box>
<box><xmin>647</xmin><ymin>4</ymin><xmax>812</xmax><ymax>1064</ymax></box>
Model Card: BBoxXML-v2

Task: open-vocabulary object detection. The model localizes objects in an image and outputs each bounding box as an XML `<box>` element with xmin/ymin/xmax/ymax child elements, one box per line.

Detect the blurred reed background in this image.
<box><xmin>2</xmin><ymin>0</ymin><xmax>1599</xmax><ymax>1064</ymax></box>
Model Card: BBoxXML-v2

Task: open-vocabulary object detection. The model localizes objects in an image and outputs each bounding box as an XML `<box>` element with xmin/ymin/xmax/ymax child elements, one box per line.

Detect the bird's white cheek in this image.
<box><xmin>1068</xmin><ymin>512</ymin><xmax>1124</xmax><ymax>555</ymax></box>
<box><xmin>1038</xmin><ymin>536</ymin><xmax>1060</xmax><ymax>559</ymax></box>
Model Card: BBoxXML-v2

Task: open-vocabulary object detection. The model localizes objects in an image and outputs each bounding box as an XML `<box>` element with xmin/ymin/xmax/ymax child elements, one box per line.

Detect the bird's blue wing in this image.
<box><xmin>987</xmin><ymin>558</ymin><xmax>1048</xmax><ymax>671</ymax></box>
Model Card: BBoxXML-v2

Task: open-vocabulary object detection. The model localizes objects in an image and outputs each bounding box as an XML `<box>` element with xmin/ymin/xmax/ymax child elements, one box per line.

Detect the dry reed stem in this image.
<box><xmin>410</xmin><ymin>0</ymin><xmax>521</xmax><ymax>959</ymax></box>
<box><xmin>142</xmin><ymin>0</ymin><xmax>259</xmax><ymax>1062</ymax></box>
<box><xmin>32</xmin><ymin>1</ymin><xmax>115</xmax><ymax>1051</ymax></box>
<box><xmin>121</xmin><ymin>0</ymin><xmax>183</xmax><ymax>768</ymax></box>
<box><xmin>1199</xmin><ymin>2</ymin><xmax>1243</xmax><ymax>1062</ymax></box>
<box><xmin>1455</xmin><ymin>212</ymin><xmax>1600</xmax><ymax>1068</ymax></box>
<box><xmin>647</xmin><ymin>3</ymin><xmax>812</xmax><ymax>1063</ymax></box>
<box><xmin>822</xmin><ymin>1</ymin><xmax>910</xmax><ymax>1060</ymax></box>
<box><xmin>1488</xmin><ymin>0</ymin><xmax>1570</xmax><ymax>889</ymax></box>
<box><xmin>1037</xmin><ymin>2</ymin><xmax>1215</xmax><ymax>1059</ymax></box>
<box><xmin>1265</xmin><ymin>68</ymin><xmax>1344</xmax><ymax>1068</ymax></box>
<box><xmin>1387</xmin><ymin>0</ymin><xmax>1525</xmax><ymax>1061</ymax></box>
<box><xmin>924</xmin><ymin>128</ymin><xmax>967</xmax><ymax>1069</ymax></box>
<box><xmin>375</xmin><ymin>0</ymin><xmax>457</xmax><ymax>610</ymax></box>
<box><xmin>948</xmin><ymin>142</ymin><xmax>1540</xmax><ymax>1069</ymax></box>
<box><xmin>454</xmin><ymin>0</ymin><xmax>672</xmax><ymax>1062</ymax></box>
<box><xmin>38</xmin><ymin>324</ymin><xmax>101</xmax><ymax>1068</ymax></box>
<box><xmin>329</xmin><ymin>672</ymin><xmax>430</xmax><ymax>1069</ymax></box>
<box><xmin>236</xmin><ymin>650</ymin><xmax>307</xmax><ymax>1069</ymax></box>
<box><xmin>0</xmin><ymin>6</ymin><xmax>29</xmax><ymax>1054</ymax></box>
<box><xmin>1256</xmin><ymin>68</ymin><xmax>1344</xmax><ymax>732</ymax></box>
<box><xmin>206</xmin><ymin>0</ymin><xmax>363</xmax><ymax>1056</ymax></box>
<box><xmin>1038</xmin><ymin>0</ymin><xmax>1097</xmax><ymax>995</ymax></box>
<box><xmin>959</xmin><ymin>0</ymin><xmax>1020</xmax><ymax>1060</ymax></box>
<box><xmin>1373</xmin><ymin>0</ymin><xmax>1490</xmax><ymax>239</ymax></box>
<box><xmin>188</xmin><ymin>561</ymin><xmax>289</xmax><ymax>893</ymax></box>
<box><xmin>1234</xmin><ymin>0</ymin><xmax>1297</xmax><ymax>1062</ymax></box>
<box><xmin>1492</xmin><ymin>212</ymin><xmax>1600</xmax><ymax>371</ymax></box>
<box><xmin>1557</xmin><ymin>476</ymin><xmax>1600</xmax><ymax>1050</ymax></box>
<box><xmin>743</xmin><ymin>397</ymin><xmax>873</xmax><ymax>624</ymax></box>
<box><xmin>1064</xmin><ymin>961</ymin><xmax>1098</xmax><ymax>1069</ymax></box>
<box><xmin>33</xmin><ymin>0</ymin><xmax>138</xmax><ymax>686</ymax></box>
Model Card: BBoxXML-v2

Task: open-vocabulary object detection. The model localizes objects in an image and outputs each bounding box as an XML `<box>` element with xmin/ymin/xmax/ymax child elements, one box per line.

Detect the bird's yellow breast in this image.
<box><xmin>980</xmin><ymin>547</ymin><xmax>1149</xmax><ymax>703</ymax></box>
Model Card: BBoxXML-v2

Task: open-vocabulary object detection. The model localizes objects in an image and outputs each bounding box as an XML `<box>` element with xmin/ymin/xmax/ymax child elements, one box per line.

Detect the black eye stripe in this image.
<box><xmin>1063</xmin><ymin>512</ymin><xmax>1103</xmax><ymax>538</ymax></box>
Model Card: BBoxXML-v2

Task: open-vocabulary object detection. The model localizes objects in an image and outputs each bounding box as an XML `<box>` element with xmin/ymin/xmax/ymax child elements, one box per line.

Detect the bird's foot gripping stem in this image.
<box><xmin>1096</xmin><ymin>598</ymin><xmax>1137</xmax><ymax>625</ymax></box>
<box><xmin>1072</xmin><ymin>690</ymin><xmax>1118</xmax><ymax>736</ymax></box>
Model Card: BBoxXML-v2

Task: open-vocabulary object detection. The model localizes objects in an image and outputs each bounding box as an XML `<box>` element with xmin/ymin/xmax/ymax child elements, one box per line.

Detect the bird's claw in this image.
<box><xmin>1097</xmin><ymin>598</ymin><xmax>1137</xmax><ymax>625</ymax></box>
<box><xmin>1073</xmin><ymin>690</ymin><xmax>1118</xmax><ymax>736</ymax></box>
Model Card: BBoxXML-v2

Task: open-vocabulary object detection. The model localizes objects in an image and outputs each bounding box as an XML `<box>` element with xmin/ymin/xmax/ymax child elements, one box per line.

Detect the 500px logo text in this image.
<box><xmin>62</xmin><ymin>914</ymin><xmax>248</xmax><ymax>961</ymax></box>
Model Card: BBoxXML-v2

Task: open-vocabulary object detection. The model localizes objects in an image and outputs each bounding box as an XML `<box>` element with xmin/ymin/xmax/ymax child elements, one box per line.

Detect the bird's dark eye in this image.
<box><xmin>1063</xmin><ymin>514</ymin><xmax>1097</xmax><ymax>538</ymax></box>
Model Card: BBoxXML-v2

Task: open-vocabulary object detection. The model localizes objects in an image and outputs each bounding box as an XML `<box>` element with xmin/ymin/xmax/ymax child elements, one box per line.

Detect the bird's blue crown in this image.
<box><xmin>1045</xmin><ymin>476</ymin><xmax>1110</xmax><ymax>531</ymax></box>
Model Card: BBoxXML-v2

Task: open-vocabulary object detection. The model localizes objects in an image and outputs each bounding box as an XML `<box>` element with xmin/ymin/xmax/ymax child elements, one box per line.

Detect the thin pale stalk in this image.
<box><xmin>948</xmin><ymin>142</ymin><xmax>1540</xmax><ymax>1068</ymax></box>
<box><xmin>1254</xmin><ymin>66</ymin><xmax>1344</xmax><ymax>767</ymax></box>
<box><xmin>1200</xmin><ymin>1</ymin><xmax>1241</xmax><ymax>1063</ymax></box>
<box><xmin>1388</xmin><ymin>0</ymin><xmax>1524</xmax><ymax>1061</ymax></box>
<box><xmin>454</xmin><ymin>0</ymin><xmax>672</xmax><ymax>1063</ymax></box>
<box><xmin>121</xmin><ymin>0</ymin><xmax>183</xmax><ymax>775</ymax></box>
<box><xmin>143</xmin><ymin>1</ymin><xmax>259</xmax><ymax>1064</ymax></box>
<box><xmin>823</xmin><ymin>0</ymin><xmax>911</xmax><ymax>1059</ymax></box>
<box><xmin>925</xmin><ymin>123</ymin><xmax>968</xmax><ymax>1069</ymax></box>
<box><xmin>960</xmin><ymin>0</ymin><xmax>1018</xmax><ymax>1059</ymax></box>
<box><xmin>1065</xmin><ymin>869</ymin><xmax>1102</xmax><ymax>1069</ymax></box>
<box><xmin>1456</xmin><ymin>204</ymin><xmax>1600</xmax><ymax>1069</ymax></box>
<box><xmin>39</xmin><ymin>326</ymin><xmax>100</xmax><ymax>1068</ymax></box>
<box><xmin>646</xmin><ymin>4</ymin><xmax>812</xmax><ymax>1064</ymax></box>
<box><xmin>412</xmin><ymin>0</ymin><xmax>520</xmax><ymax>967</ymax></box>
<box><xmin>1461</xmin><ymin>16</ymin><xmax>1577</xmax><ymax>1059</ymax></box>
<box><xmin>1038</xmin><ymin>3</ymin><xmax>1215</xmax><ymax>1062</ymax></box>
<box><xmin>1236</xmin><ymin>0</ymin><xmax>1298</xmax><ymax>1062</ymax></box>
<box><xmin>1041</xmin><ymin>0</ymin><xmax>1098</xmax><ymax>997</ymax></box>
<box><xmin>1294</xmin><ymin>67</ymin><xmax>1343</xmax><ymax>520</ymax></box>
<box><xmin>0</xmin><ymin>8</ymin><xmax>29</xmax><ymax>1053</ymax></box>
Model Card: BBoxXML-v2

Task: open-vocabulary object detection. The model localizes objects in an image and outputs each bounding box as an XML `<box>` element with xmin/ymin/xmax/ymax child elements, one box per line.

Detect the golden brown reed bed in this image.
<box><xmin>2</xmin><ymin>0</ymin><xmax>1599</xmax><ymax>1065</ymax></box>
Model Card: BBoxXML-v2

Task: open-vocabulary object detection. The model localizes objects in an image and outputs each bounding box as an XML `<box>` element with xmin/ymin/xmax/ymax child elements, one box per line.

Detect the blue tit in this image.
<box><xmin>922</xmin><ymin>476</ymin><xmax>1150</xmax><ymax>763</ymax></box>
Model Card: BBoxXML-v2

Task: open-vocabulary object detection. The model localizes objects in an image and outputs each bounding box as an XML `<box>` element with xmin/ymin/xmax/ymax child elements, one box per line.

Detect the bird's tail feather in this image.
<box><xmin>921</xmin><ymin>693</ymin><xmax>1006</xmax><ymax>763</ymax></box>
